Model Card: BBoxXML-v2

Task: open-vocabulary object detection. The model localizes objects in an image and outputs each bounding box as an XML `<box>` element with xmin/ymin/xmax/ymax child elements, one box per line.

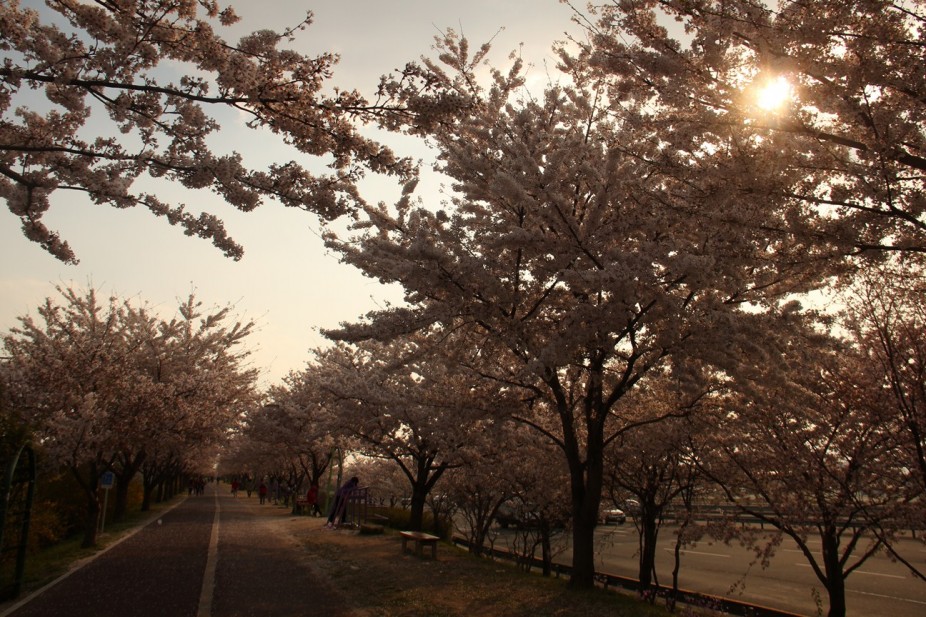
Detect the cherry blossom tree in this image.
<box><xmin>500</xmin><ymin>432</ymin><xmax>572</xmax><ymax>577</ymax></box>
<box><xmin>698</xmin><ymin>312</ymin><xmax>913</xmax><ymax>617</ymax></box>
<box><xmin>0</xmin><ymin>366</ymin><xmax>31</xmax><ymax>460</ymax></box>
<box><xmin>443</xmin><ymin>420</ymin><xmax>523</xmax><ymax>556</ymax></box>
<box><xmin>604</xmin><ymin>400</ymin><xmax>706</xmax><ymax>596</ymax></box>
<box><xmin>238</xmin><ymin>386</ymin><xmax>338</xmax><ymax>509</ymax></box>
<box><xmin>140</xmin><ymin>443</ymin><xmax>190</xmax><ymax>510</ymax></box>
<box><xmin>573</xmin><ymin>0</ymin><xmax>926</xmax><ymax>259</ymax></box>
<box><xmin>844</xmin><ymin>265</ymin><xmax>926</xmax><ymax>504</ymax></box>
<box><xmin>3</xmin><ymin>287</ymin><xmax>146</xmax><ymax>546</ymax></box>
<box><xmin>0</xmin><ymin>0</ymin><xmax>412</xmax><ymax>263</ymax></box>
<box><xmin>106</xmin><ymin>294</ymin><xmax>256</xmax><ymax>517</ymax></box>
<box><xmin>2</xmin><ymin>286</ymin><xmax>256</xmax><ymax>546</ymax></box>
<box><xmin>131</xmin><ymin>295</ymin><xmax>256</xmax><ymax>511</ymax></box>
<box><xmin>326</xmin><ymin>32</ymin><xmax>814</xmax><ymax>586</ymax></box>
<box><xmin>312</xmin><ymin>333</ymin><xmax>493</xmax><ymax>532</ymax></box>
<box><xmin>831</xmin><ymin>265</ymin><xmax>926</xmax><ymax>579</ymax></box>
<box><xmin>345</xmin><ymin>455</ymin><xmax>406</xmax><ymax>508</ymax></box>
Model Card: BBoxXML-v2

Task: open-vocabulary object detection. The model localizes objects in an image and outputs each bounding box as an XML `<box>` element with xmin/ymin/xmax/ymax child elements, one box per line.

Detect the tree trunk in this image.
<box><xmin>141</xmin><ymin>468</ymin><xmax>162</xmax><ymax>511</ymax></box>
<box><xmin>113</xmin><ymin>479</ymin><xmax>128</xmax><ymax>521</ymax></box>
<box><xmin>113</xmin><ymin>451</ymin><xmax>145</xmax><ymax>521</ymax></box>
<box><xmin>71</xmin><ymin>464</ymin><xmax>103</xmax><ymax>548</ymax></box>
<box><xmin>470</xmin><ymin>497</ymin><xmax>504</xmax><ymax>556</ymax></box>
<box><xmin>570</xmin><ymin>513</ymin><xmax>597</xmax><ymax>587</ymax></box>
<box><xmin>563</xmin><ymin>399</ymin><xmax>606</xmax><ymax>589</ymax></box>
<box><xmin>566</xmin><ymin>446</ymin><xmax>604</xmax><ymax>588</ymax></box>
<box><xmin>822</xmin><ymin>530</ymin><xmax>847</xmax><ymax>617</ymax></box>
<box><xmin>403</xmin><ymin>455</ymin><xmax>448</xmax><ymax>532</ymax></box>
<box><xmin>81</xmin><ymin>487</ymin><xmax>100</xmax><ymax>548</ymax></box>
<box><xmin>540</xmin><ymin>520</ymin><xmax>553</xmax><ymax>576</ymax></box>
<box><xmin>638</xmin><ymin>509</ymin><xmax>659</xmax><ymax>592</ymax></box>
<box><xmin>141</xmin><ymin>481</ymin><xmax>154</xmax><ymax>511</ymax></box>
<box><xmin>826</xmin><ymin>580</ymin><xmax>847</xmax><ymax>617</ymax></box>
<box><xmin>409</xmin><ymin>483</ymin><xmax>427</xmax><ymax>531</ymax></box>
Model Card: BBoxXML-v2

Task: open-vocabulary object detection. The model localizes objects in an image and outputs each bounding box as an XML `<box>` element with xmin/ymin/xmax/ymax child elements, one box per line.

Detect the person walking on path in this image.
<box><xmin>306</xmin><ymin>482</ymin><xmax>321</xmax><ymax>517</ymax></box>
<box><xmin>258</xmin><ymin>481</ymin><xmax>268</xmax><ymax>505</ymax></box>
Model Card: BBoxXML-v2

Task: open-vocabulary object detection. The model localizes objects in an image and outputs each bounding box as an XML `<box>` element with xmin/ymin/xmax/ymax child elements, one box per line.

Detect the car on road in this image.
<box><xmin>495</xmin><ymin>502</ymin><xmax>568</xmax><ymax>529</ymax></box>
<box><xmin>600</xmin><ymin>507</ymin><xmax>627</xmax><ymax>525</ymax></box>
<box><xmin>495</xmin><ymin>502</ymin><xmax>522</xmax><ymax>528</ymax></box>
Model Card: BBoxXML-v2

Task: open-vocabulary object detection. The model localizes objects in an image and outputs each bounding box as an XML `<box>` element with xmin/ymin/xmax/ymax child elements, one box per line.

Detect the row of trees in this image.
<box><xmin>1</xmin><ymin>288</ymin><xmax>257</xmax><ymax>547</ymax></box>
<box><xmin>228</xmin><ymin>267</ymin><xmax>923</xmax><ymax>616</ymax></box>
<box><xmin>3</xmin><ymin>2</ymin><xmax>925</xmax><ymax>616</ymax></box>
<box><xmin>231</xmin><ymin>3</ymin><xmax>926</xmax><ymax>616</ymax></box>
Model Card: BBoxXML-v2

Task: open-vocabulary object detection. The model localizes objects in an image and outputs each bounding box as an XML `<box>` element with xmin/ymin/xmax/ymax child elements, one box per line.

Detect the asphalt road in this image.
<box><xmin>0</xmin><ymin>487</ymin><xmax>348</xmax><ymax>617</ymax></box>
<box><xmin>494</xmin><ymin>523</ymin><xmax>926</xmax><ymax>617</ymax></box>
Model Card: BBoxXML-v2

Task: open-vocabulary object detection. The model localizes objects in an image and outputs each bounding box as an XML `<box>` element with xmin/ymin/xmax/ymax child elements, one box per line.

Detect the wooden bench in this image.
<box><xmin>294</xmin><ymin>499</ymin><xmax>315</xmax><ymax>515</ymax></box>
<box><xmin>400</xmin><ymin>531</ymin><xmax>439</xmax><ymax>559</ymax></box>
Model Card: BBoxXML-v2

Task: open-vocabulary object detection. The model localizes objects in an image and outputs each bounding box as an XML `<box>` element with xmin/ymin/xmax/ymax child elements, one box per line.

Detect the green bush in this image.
<box><xmin>26</xmin><ymin>500</ymin><xmax>68</xmax><ymax>550</ymax></box>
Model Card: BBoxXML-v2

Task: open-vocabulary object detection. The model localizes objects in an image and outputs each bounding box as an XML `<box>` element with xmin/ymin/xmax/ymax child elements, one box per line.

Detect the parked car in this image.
<box><xmin>494</xmin><ymin>502</ymin><xmax>522</xmax><ymax>528</ymax></box>
<box><xmin>495</xmin><ymin>502</ymin><xmax>568</xmax><ymax>529</ymax></box>
<box><xmin>600</xmin><ymin>507</ymin><xmax>627</xmax><ymax>525</ymax></box>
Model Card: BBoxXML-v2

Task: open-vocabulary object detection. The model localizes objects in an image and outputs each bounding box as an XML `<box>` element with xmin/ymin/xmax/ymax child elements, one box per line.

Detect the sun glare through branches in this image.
<box><xmin>755</xmin><ymin>75</ymin><xmax>793</xmax><ymax>111</ymax></box>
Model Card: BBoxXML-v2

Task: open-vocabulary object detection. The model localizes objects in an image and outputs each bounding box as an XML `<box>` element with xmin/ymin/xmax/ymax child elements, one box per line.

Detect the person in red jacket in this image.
<box><xmin>306</xmin><ymin>482</ymin><xmax>321</xmax><ymax>516</ymax></box>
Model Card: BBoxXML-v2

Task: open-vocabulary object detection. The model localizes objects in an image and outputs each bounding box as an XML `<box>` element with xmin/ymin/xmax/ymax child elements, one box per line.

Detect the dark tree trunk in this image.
<box><xmin>638</xmin><ymin>507</ymin><xmax>660</xmax><ymax>592</ymax></box>
<box><xmin>141</xmin><ymin>481</ymin><xmax>154</xmax><ymax>511</ymax></box>
<box><xmin>71</xmin><ymin>463</ymin><xmax>106</xmax><ymax>548</ymax></box>
<box><xmin>112</xmin><ymin>451</ymin><xmax>145</xmax><ymax>521</ymax></box>
<box><xmin>409</xmin><ymin>485</ymin><xmax>427</xmax><ymax>531</ymax></box>
<box><xmin>570</xmin><ymin>512</ymin><xmax>597</xmax><ymax>587</ymax></box>
<box><xmin>563</xmin><ymin>400</ymin><xmax>606</xmax><ymax>589</ymax></box>
<box><xmin>822</xmin><ymin>530</ymin><xmax>847</xmax><ymax>617</ymax></box>
<box><xmin>401</xmin><ymin>455</ymin><xmax>448</xmax><ymax>532</ymax></box>
<box><xmin>540</xmin><ymin>520</ymin><xmax>553</xmax><ymax>576</ymax></box>
<box><xmin>81</xmin><ymin>490</ymin><xmax>100</xmax><ymax>548</ymax></box>
<box><xmin>469</xmin><ymin>497</ymin><xmax>505</xmax><ymax>556</ymax></box>
<box><xmin>141</xmin><ymin>466</ymin><xmax>163</xmax><ymax>511</ymax></box>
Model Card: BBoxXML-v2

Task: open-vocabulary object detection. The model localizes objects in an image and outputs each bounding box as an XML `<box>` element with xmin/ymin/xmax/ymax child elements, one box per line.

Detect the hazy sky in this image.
<box><xmin>0</xmin><ymin>1</ymin><xmax>580</xmax><ymax>386</ymax></box>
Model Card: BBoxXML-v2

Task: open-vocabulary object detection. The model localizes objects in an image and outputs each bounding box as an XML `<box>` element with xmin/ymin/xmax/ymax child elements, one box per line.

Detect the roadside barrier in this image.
<box><xmin>451</xmin><ymin>536</ymin><xmax>804</xmax><ymax>617</ymax></box>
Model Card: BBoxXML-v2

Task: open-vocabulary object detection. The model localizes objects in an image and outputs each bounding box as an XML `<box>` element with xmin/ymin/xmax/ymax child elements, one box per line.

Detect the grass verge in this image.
<box><xmin>294</xmin><ymin>517</ymin><xmax>679</xmax><ymax>617</ymax></box>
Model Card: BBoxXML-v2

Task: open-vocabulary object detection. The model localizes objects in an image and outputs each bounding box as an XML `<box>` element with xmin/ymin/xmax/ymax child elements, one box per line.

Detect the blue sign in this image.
<box><xmin>100</xmin><ymin>471</ymin><xmax>115</xmax><ymax>489</ymax></box>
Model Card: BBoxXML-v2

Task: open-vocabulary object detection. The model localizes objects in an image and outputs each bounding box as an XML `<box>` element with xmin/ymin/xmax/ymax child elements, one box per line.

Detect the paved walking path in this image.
<box><xmin>1</xmin><ymin>485</ymin><xmax>350</xmax><ymax>617</ymax></box>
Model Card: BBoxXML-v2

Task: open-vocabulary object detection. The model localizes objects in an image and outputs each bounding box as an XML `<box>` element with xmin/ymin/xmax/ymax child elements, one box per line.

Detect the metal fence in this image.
<box><xmin>451</xmin><ymin>536</ymin><xmax>805</xmax><ymax>617</ymax></box>
<box><xmin>340</xmin><ymin>487</ymin><xmax>371</xmax><ymax>528</ymax></box>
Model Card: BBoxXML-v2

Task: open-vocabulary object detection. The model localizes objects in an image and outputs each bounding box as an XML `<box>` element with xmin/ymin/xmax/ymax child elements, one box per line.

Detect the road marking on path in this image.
<box><xmin>663</xmin><ymin>548</ymin><xmax>730</xmax><ymax>558</ymax></box>
<box><xmin>601</xmin><ymin>542</ymin><xmax>635</xmax><ymax>546</ymax></box>
<box><xmin>847</xmin><ymin>589</ymin><xmax>926</xmax><ymax>605</ymax></box>
<box><xmin>197</xmin><ymin>490</ymin><xmax>221</xmax><ymax>617</ymax></box>
<box><xmin>793</xmin><ymin>563</ymin><xmax>905</xmax><ymax>579</ymax></box>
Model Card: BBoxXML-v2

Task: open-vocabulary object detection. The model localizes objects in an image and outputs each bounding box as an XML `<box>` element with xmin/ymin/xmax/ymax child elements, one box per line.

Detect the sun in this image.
<box><xmin>756</xmin><ymin>75</ymin><xmax>792</xmax><ymax>111</ymax></box>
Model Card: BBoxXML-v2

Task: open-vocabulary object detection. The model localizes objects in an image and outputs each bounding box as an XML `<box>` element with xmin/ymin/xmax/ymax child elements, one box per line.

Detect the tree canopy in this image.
<box><xmin>0</xmin><ymin>0</ymin><xmax>411</xmax><ymax>263</ymax></box>
<box><xmin>2</xmin><ymin>286</ymin><xmax>256</xmax><ymax>546</ymax></box>
<box><xmin>4</xmin><ymin>4</ymin><xmax>926</xmax><ymax>614</ymax></box>
<box><xmin>575</xmin><ymin>0</ymin><xmax>926</xmax><ymax>260</ymax></box>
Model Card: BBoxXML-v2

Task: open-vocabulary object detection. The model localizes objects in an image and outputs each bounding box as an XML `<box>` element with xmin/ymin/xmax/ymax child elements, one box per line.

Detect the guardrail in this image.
<box><xmin>451</xmin><ymin>536</ymin><xmax>805</xmax><ymax>617</ymax></box>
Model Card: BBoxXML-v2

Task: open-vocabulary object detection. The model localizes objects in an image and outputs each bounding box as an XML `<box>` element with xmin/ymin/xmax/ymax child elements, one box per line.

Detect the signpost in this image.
<box><xmin>99</xmin><ymin>471</ymin><xmax>115</xmax><ymax>533</ymax></box>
